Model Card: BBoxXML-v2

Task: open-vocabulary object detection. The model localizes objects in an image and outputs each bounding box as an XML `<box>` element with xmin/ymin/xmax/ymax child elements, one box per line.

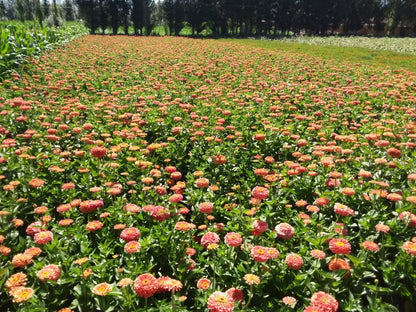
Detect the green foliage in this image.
<box><xmin>0</xmin><ymin>21</ymin><xmax>88</xmax><ymax>80</ymax></box>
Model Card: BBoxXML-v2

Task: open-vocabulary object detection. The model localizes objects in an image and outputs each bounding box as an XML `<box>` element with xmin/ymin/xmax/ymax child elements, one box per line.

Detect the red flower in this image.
<box><xmin>226</xmin><ymin>288</ymin><xmax>244</xmax><ymax>303</ymax></box>
<box><xmin>329</xmin><ymin>238</ymin><xmax>351</xmax><ymax>255</ymax></box>
<box><xmin>207</xmin><ymin>291</ymin><xmax>234</xmax><ymax>312</ymax></box>
<box><xmin>134</xmin><ymin>273</ymin><xmax>157</xmax><ymax>298</ymax></box>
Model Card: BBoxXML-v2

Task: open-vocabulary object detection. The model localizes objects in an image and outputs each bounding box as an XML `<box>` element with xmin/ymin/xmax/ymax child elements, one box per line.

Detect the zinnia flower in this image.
<box><xmin>285</xmin><ymin>253</ymin><xmax>303</xmax><ymax>269</ymax></box>
<box><xmin>124</xmin><ymin>241</ymin><xmax>141</xmax><ymax>253</ymax></box>
<box><xmin>333</xmin><ymin>203</ymin><xmax>354</xmax><ymax>216</ymax></box>
<box><xmin>37</xmin><ymin>264</ymin><xmax>61</xmax><ymax>282</ymax></box>
<box><xmin>329</xmin><ymin>238</ymin><xmax>351</xmax><ymax>255</ymax></box>
<box><xmin>6</xmin><ymin>273</ymin><xmax>27</xmax><ymax>291</ymax></box>
<box><xmin>120</xmin><ymin>227</ymin><xmax>141</xmax><ymax>241</ymax></box>
<box><xmin>92</xmin><ymin>282</ymin><xmax>112</xmax><ymax>296</ymax></box>
<box><xmin>224</xmin><ymin>232</ymin><xmax>243</xmax><ymax>247</ymax></box>
<box><xmin>275</xmin><ymin>223</ymin><xmax>295</xmax><ymax>239</ymax></box>
<box><xmin>250</xmin><ymin>245</ymin><xmax>269</xmax><ymax>262</ymax></box>
<box><xmin>310</xmin><ymin>291</ymin><xmax>338</xmax><ymax>312</ymax></box>
<box><xmin>402</xmin><ymin>241</ymin><xmax>416</xmax><ymax>256</ymax></box>
<box><xmin>201</xmin><ymin>232</ymin><xmax>220</xmax><ymax>248</ymax></box>
<box><xmin>199</xmin><ymin>202</ymin><xmax>214</xmax><ymax>213</ymax></box>
<box><xmin>90</xmin><ymin>146</ymin><xmax>107</xmax><ymax>158</ymax></box>
<box><xmin>207</xmin><ymin>291</ymin><xmax>234</xmax><ymax>312</ymax></box>
<box><xmin>197</xmin><ymin>278</ymin><xmax>211</xmax><ymax>290</ymax></box>
<box><xmin>226</xmin><ymin>288</ymin><xmax>244</xmax><ymax>303</ymax></box>
<box><xmin>33</xmin><ymin>230</ymin><xmax>53</xmax><ymax>245</ymax></box>
<box><xmin>11</xmin><ymin>287</ymin><xmax>34</xmax><ymax>303</ymax></box>
<box><xmin>360</xmin><ymin>241</ymin><xmax>379</xmax><ymax>252</ymax></box>
<box><xmin>328</xmin><ymin>258</ymin><xmax>351</xmax><ymax>277</ymax></box>
<box><xmin>282</xmin><ymin>296</ymin><xmax>297</xmax><ymax>305</ymax></box>
<box><xmin>134</xmin><ymin>273</ymin><xmax>157</xmax><ymax>298</ymax></box>
<box><xmin>251</xmin><ymin>186</ymin><xmax>269</xmax><ymax>200</ymax></box>
<box><xmin>243</xmin><ymin>273</ymin><xmax>260</xmax><ymax>285</ymax></box>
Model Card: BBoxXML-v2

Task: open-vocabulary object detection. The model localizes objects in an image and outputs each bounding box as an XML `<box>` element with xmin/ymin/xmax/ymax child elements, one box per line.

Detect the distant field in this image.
<box><xmin>228</xmin><ymin>38</ymin><xmax>416</xmax><ymax>72</ymax></box>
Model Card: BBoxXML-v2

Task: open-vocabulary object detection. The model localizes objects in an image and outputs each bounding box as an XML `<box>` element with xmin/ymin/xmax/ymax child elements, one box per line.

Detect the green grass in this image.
<box><xmin>224</xmin><ymin>39</ymin><xmax>416</xmax><ymax>72</ymax></box>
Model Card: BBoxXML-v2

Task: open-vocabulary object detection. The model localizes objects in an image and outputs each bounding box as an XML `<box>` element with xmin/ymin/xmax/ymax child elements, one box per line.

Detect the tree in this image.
<box><xmin>76</xmin><ymin>0</ymin><xmax>100</xmax><ymax>33</ymax></box>
<box><xmin>34</xmin><ymin>0</ymin><xmax>44</xmax><ymax>26</ymax></box>
<box><xmin>0</xmin><ymin>0</ymin><xmax>6</xmax><ymax>20</ymax></box>
<box><xmin>62</xmin><ymin>0</ymin><xmax>75</xmax><ymax>21</ymax></box>
<box><xmin>42</xmin><ymin>0</ymin><xmax>49</xmax><ymax>18</ymax></box>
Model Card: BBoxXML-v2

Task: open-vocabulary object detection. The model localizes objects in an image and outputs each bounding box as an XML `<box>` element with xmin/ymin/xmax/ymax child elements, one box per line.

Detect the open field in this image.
<box><xmin>0</xmin><ymin>35</ymin><xmax>416</xmax><ymax>311</ymax></box>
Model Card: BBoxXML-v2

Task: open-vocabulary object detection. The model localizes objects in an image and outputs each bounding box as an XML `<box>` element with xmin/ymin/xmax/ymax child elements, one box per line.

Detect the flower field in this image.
<box><xmin>0</xmin><ymin>35</ymin><xmax>416</xmax><ymax>312</ymax></box>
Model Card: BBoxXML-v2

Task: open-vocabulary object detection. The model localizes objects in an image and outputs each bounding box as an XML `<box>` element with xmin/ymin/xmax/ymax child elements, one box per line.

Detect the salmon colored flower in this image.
<box><xmin>117</xmin><ymin>278</ymin><xmax>133</xmax><ymax>288</ymax></box>
<box><xmin>402</xmin><ymin>241</ymin><xmax>416</xmax><ymax>256</ymax></box>
<box><xmin>207</xmin><ymin>291</ymin><xmax>234</xmax><ymax>312</ymax></box>
<box><xmin>310</xmin><ymin>249</ymin><xmax>326</xmax><ymax>259</ymax></box>
<box><xmin>120</xmin><ymin>227</ymin><xmax>141</xmax><ymax>241</ymax></box>
<box><xmin>124</xmin><ymin>241</ymin><xmax>141</xmax><ymax>253</ymax></box>
<box><xmin>79</xmin><ymin>199</ymin><xmax>104</xmax><ymax>213</ymax></box>
<box><xmin>11</xmin><ymin>287</ymin><xmax>34</xmax><ymax>303</ymax></box>
<box><xmin>333</xmin><ymin>203</ymin><xmax>354</xmax><ymax>216</ymax></box>
<box><xmin>329</xmin><ymin>238</ymin><xmax>351</xmax><ymax>254</ymax></box>
<box><xmin>310</xmin><ymin>291</ymin><xmax>338</xmax><ymax>312</ymax></box>
<box><xmin>282</xmin><ymin>296</ymin><xmax>297</xmax><ymax>305</ymax></box>
<box><xmin>224</xmin><ymin>232</ymin><xmax>243</xmax><ymax>247</ymax></box>
<box><xmin>74</xmin><ymin>257</ymin><xmax>89</xmax><ymax>265</ymax></box>
<box><xmin>251</xmin><ymin>186</ymin><xmax>269</xmax><ymax>200</ymax></box>
<box><xmin>199</xmin><ymin>202</ymin><xmax>214</xmax><ymax>213</ymax></box>
<box><xmin>275</xmin><ymin>223</ymin><xmax>295</xmax><ymax>239</ymax></box>
<box><xmin>90</xmin><ymin>146</ymin><xmax>107</xmax><ymax>158</ymax></box>
<box><xmin>34</xmin><ymin>230</ymin><xmax>53</xmax><ymax>244</ymax></box>
<box><xmin>92</xmin><ymin>282</ymin><xmax>112</xmax><ymax>296</ymax></box>
<box><xmin>360</xmin><ymin>241</ymin><xmax>379</xmax><ymax>252</ymax></box>
<box><xmin>6</xmin><ymin>273</ymin><xmax>27</xmax><ymax>291</ymax></box>
<box><xmin>213</xmin><ymin>155</ymin><xmax>227</xmax><ymax>165</ymax></box>
<box><xmin>86</xmin><ymin>220</ymin><xmax>103</xmax><ymax>232</ymax></box>
<box><xmin>243</xmin><ymin>273</ymin><xmax>260</xmax><ymax>285</ymax></box>
<box><xmin>250</xmin><ymin>245</ymin><xmax>269</xmax><ymax>262</ymax></box>
<box><xmin>197</xmin><ymin>278</ymin><xmax>211</xmax><ymax>290</ymax></box>
<box><xmin>201</xmin><ymin>232</ymin><xmax>220</xmax><ymax>248</ymax></box>
<box><xmin>328</xmin><ymin>258</ymin><xmax>351</xmax><ymax>277</ymax></box>
<box><xmin>134</xmin><ymin>273</ymin><xmax>157</xmax><ymax>298</ymax></box>
<box><xmin>386</xmin><ymin>193</ymin><xmax>402</xmax><ymax>202</ymax></box>
<box><xmin>28</xmin><ymin>178</ymin><xmax>45</xmax><ymax>188</ymax></box>
<box><xmin>375</xmin><ymin>223</ymin><xmax>390</xmax><ymax>233</ymax></box>
<box><xmin>196</xmin><ymin>178</ymin><xmax>209</xmax><ymax>188</ymax></box>
<box><xmin>37</xmin><ymin>264</ymin><xmax>61</xmax><ymax>282</ymax></box>
<box><xmin>285</xmin><ymin>253</ymin><xmax>303</xmax><ymax>269</ymax></box>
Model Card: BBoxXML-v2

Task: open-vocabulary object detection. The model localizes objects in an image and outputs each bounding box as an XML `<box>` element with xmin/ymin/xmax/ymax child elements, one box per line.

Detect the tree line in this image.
<box><xmin>1</xmin><ymin>0</ymin><xmax>415</xmax><ymax>37</ymax></box>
